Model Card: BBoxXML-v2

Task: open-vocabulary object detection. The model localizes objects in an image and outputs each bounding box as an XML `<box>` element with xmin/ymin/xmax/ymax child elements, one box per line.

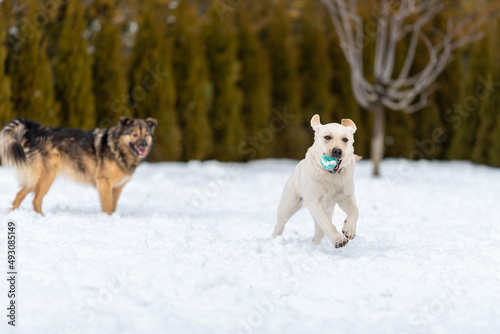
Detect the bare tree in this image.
<box><xmin>321</xmin><ymin>0</ymin><xmax>484</xmax><ymax>175</ymax></box>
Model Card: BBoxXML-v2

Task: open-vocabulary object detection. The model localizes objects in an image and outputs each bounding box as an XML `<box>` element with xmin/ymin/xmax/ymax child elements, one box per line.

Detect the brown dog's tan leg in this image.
<box><xmin>97</xmin><ymin>179</ymin><xmax>114</xmax><ymax>215</ymax></box>
<box><xmin>111</xmin><ymin>184</ymin><xmax>126</xmax><ymax>213</ymax></box>
<box><xmin>32</xmin><ymin>171</ymin><xmax>57</xmax><ymax>215</ymax></box>
<box><xmin>12</xmin><ymin>187</ymin><xmax>32</xmax><ymax>210</ymax></box>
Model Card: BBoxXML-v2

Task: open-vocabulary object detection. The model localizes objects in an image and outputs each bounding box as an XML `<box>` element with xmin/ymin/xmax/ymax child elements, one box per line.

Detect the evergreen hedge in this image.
<box><xmin>0</xmin><ymin>0</ymin><xmax>499</xmax><ymax>166</ymax></box>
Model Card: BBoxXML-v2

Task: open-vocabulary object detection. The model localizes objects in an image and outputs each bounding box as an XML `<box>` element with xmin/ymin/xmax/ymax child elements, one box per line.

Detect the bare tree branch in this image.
<box><xmin>322</xmin><ymin>0</ymin><xmax>485</xmax><ymax>113</ymax></box>
<box><xmin>374</xmin><ymin>0</ymin><xmax>389</xmax><ymax>80</ymax></box>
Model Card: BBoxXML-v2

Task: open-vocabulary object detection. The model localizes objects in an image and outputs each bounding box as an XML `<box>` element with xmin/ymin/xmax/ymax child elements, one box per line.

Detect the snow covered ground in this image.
<box><xmin>1</xmin><ymin>158</ymin><xmax>500</xmax><ymax>334</ymax></box>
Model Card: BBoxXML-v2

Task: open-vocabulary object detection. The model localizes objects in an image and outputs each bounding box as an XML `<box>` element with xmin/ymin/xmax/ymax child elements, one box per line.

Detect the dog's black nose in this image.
<box><xmin>138</xmin><ymin>141</ymin><xmax>148</xmax><ymax>149</ymax></box>
<box><xmin>332</xmin><ymin>148</ymin><xmax>342</xmax><ymax>158</ymax></box>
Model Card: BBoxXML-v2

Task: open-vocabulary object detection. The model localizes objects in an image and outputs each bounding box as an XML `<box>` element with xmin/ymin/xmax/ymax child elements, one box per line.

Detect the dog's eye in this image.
<box><xmin>342</xmin><ymin>138</ymin><xmax>348</xmax><ymax>143</ymax></box>
<box><xmin>324</xmin><ymin>136</ymin><xmax>332</xmax><ymax>140</ymax></box>
<box><xmin>132</xmin><ymin>133</ymin><xmax>138</xmax><ymax>138</ymax></box>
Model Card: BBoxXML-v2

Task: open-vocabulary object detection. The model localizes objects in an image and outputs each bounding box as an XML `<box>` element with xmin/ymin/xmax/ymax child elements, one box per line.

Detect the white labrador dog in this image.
<box><xmin>272</xmin><ymin>114</ymin><xmax>359</xmax><ymax>248</ymax></box>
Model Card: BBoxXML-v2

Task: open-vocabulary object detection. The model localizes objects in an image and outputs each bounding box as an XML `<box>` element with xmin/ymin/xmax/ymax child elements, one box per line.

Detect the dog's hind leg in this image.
<box><xmin>11</xmin><ymin>186</ymin><xmax>32</xmax><ymax>210</ymax></box>
<box><xmin>273</xmin><ymin>179</ymin><xmax>302</xmax><ymax>238</ymax></box>
<box><xmin>312</xmin><ymin>209</ymin><xmax>333</xmax><ymax>244</ymax></box>
<box><xmin>273</xmin><ymin>198</ymin><xmax>302</xmax><ymax>238</ymax></box>
<box><xmin>32</xmin><ymin>169</ymin><xmax>57</xmax><ymax>215</ymax></box>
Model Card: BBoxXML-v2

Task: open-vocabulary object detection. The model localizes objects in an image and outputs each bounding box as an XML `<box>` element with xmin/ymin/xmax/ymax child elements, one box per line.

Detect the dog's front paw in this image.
<box><xmin>342</xmin><ymin>221</ymin><xmax>356</xmax><ymax>240</ymax></box>
<box><xmin>342</xmin><ymin>228</ymin><xmax>356</xmax><ymax>240</ymax></box>
<box><xmin>334</xmin><ymin>235</ymin><xmax>349</xmax><ymax>248</ymax></box>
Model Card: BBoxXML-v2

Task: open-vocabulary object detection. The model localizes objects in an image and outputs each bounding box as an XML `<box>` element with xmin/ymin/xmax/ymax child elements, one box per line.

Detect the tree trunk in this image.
<box><xmin>371</xmin><ymin>103</ymin><xmax>385</xmax><ymax>176</ymax></box>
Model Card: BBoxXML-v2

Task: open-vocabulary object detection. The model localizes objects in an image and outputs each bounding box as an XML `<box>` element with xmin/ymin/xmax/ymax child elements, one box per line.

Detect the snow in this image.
<box><xmin>1</xmin><ymin>158</ymin><xmax>500</xmax><ymax>334</ymax></box>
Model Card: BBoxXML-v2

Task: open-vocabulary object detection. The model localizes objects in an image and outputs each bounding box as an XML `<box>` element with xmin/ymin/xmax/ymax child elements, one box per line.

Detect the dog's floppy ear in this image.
<box><xmin>341</xmin><ymin>118</ymin><xmax>357</xmax><ymax>133</ymax></box>
<box><xmin>146</xmin><ymin>117</ymin><xmax>158</xmax><ymax>132</ymax></box>
<box><xmin>310</xmin><ymin>114</ymin><xmax>322</xmax><ymax>132</ymax></box>
<box><xmin>119</xmin><ymin>116</ymin><xmax>134</xmax><ymax>128</ymax></box>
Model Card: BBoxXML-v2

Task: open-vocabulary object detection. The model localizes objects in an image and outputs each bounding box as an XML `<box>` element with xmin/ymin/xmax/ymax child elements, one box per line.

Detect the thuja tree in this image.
<box><xmin>298</xmin><ymin>0</ymin><xmax>333</xmax><ymax>124</ymax></box>
<box><xmin>129</xmin><ymin>0</ymin><xmax>181</xmax><ymax>160</ymax></box>
<box><xmin>236</xmin><ymin>4</ymin><xmax>273</xmax><ymax>160</ymax></box>
<box><xmin>205</xmin><ymin>8</ymin><xmax>245</xmax><ymax>161</ymax></box>
<box><xmin>92</xmin><ymin>0</ymin><xmax>128</xmax><ymax>127</ymax></box>
<box><xmin>470</xmin><ymin>22</ymin><xmax>498</xmax><ymax>164</ymax></box>
<box><xmin>170</xmin><ymin>0</ymin><xmax>213</xmax><ymax>161</ymax></box>
<box><xmin>487</xmin><ymin>19</ymin><xmax>500</xmax><ymax>167</ymax></box>
<box><xmin>10</xmin><ymin>0</ymin><xmax>60</xmax><ymax>125</ymax></box>
<box><xmin>0</xmin><ymin>1</ymin><xmax>12</xmax><ymax>126</ymax></box>
<box><xmin>265</xmin><ymin>2</ymin><xmax>309</xmax><ymax>159</ymax></box>
<box><xmin>55</xmin><ymin>1</ymin><xmax>95</xmax><ymax>129</ymax></box>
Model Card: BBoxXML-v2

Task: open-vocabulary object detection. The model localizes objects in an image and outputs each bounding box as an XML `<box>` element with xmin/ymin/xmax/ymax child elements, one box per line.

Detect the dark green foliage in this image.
<box><xmin>298</xmin><ymin>1</ymin><xmax>332</xmax><ymax>124</ymax></box>
<box><xmin>471</xmin><ymin>21</ymin><xmax>498</xmax><ymax>164</ymax></box>
<box><xmin>487</xmin><ymin>19</ymin><xmax>500</xmax><ymax>167</ymax></box>
<box><xmin>92</xmin><ymin>0</ymin><xmax>129</xmax><ymax>127</ymax></box>
<box><xmin>0</xmin><ymin>0</ymin><xmax>498</xmax><ymax>166</ymax></box>
<box><xmin>171</xmin><ymin>1</ymin><xmax>213</xmax><ymax>161</ymax></box>
<box><xmin>55</xmin><ymin>1</ymin><xmax>95</xmax><ymax>129</ymax></box>
<box><xmin>265</xmin><ymin>2</ymin><xmax>309</xmax><ymax>159</ymax></box>
<box><xmin>0</xmin><ymin>1</ymin><xmax>12</xmax><ymax>126</ymax></box>
<box><xmin>447</xmin><ymin>38</ymin><xmax>488</xmax><ymax>160</ymax></box>
<box><xmin>9</xmin><ymin>0</ymin><xmax>60</xmax><ymax>125</ymax></box>
<box><xmin>434</xmin><ymin>51</ymin><xmax>465</xmax><ymax>159</ymax></box>
<box><xmin>205</xmin><ymin>9</ymin><xmax>245</xmax><ymax>161</ymax></box>
<box><xmin>150</xmin><ymin>43</ymin><xmax>182</xmax><ymax>162</ymax></box>
<box><xmin>385</xmin><ymin>110</ymin><xmax>415</xmax><ymax>158</ymax></box>
<box><xmin>129</xmin><ymin>1</ymin><xmax>181</xmax><ymax>161</ymax></box>
<box><xmin>236</xmin><ymin>5</ymin><xmax>273</xmax><ymax>160</ymax></box>
<box><xmin>489</xmin><ymin>113</ymin><xmax>500</xmax><ymax>167</ymax></box>
<box><xmin>411</xmin><ymin>101</ymin><xmax>444</xmax><ymax>160</ymax></box>
<box><xmin>129</xmin><ymin>0</ymin><xmax>160</xmax><ymax>119</ymax></box>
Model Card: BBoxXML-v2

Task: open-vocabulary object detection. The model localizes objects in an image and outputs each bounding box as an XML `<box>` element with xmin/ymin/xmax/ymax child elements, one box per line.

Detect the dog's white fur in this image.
<box><xmin>272</xmin><ymin>115</ymin><xmax>359</xmax><ymax>248</ymax></box>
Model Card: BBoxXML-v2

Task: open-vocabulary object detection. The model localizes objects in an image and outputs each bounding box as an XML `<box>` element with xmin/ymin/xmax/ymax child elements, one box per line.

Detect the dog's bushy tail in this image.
<box><xmin>0</xmin><ymin>118</ymin><xmax>28</xmax><ymax>166</ymax></box>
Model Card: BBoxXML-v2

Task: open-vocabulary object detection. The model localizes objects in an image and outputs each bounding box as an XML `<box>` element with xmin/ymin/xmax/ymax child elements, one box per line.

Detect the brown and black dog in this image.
<box><xmin>0</xmin><ymin>116</ymin><xmax>157</xmax><ymax>215</ymax></box>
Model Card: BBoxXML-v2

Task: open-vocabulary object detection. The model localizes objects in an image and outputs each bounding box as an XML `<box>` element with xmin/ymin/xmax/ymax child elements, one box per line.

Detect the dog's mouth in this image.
<box><xmin>332</xmin><ymin>159</ymin><xmax>342</xmax><ymax>173</ymax></box>
<box><xmin>131</xmin><ymin>143</ymin><xmax>148</xmax><ymax>157</ymax></box>
<box><xmin>321</xmin><ymin>154</ymin><xmax>344</xmax><ymax>174</ymax></box>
